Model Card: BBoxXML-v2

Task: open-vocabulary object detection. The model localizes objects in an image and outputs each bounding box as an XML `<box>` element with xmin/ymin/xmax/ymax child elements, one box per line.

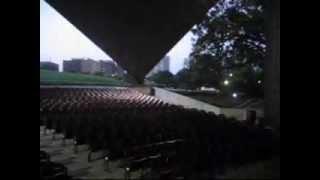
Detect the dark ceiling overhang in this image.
<box><xmin>45</xmin><ymin>0</ymin><xmax>217</xmax><ymax>83</ymax></box>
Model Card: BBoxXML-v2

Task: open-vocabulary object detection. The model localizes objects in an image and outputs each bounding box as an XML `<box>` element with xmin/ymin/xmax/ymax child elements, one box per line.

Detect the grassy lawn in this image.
<box><xmin>40</xmin><ymin>70</ymin><xmax>129</xmax><ymax>86</ymax></box>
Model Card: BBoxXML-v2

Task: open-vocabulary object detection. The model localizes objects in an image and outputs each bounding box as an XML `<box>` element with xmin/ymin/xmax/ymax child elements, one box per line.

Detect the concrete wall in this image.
<box><xmin>132</xmin><ymin>86</ymin><xmax>153</xmax><ymax>95</ymax></box>
<box><xmin>155</xmin><ymin>87</ymin><xmax>221</xmax><ymax>114</ymax></box>
<box><xmin>154</xmin><ymin>88</ymin><xmax>250</xmax><ymax>120</ymax></box>
<box><xmin>221</xmin><ymin>108</ymin><xmax>247</xmax><ymax>120</ymax></box>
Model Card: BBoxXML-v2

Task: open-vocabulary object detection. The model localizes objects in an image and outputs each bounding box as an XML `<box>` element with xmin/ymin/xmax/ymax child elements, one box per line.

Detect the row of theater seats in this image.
<box><xmin>40</xmin><ymin>87</ymin><xmax>279</xmax><ymax>178</ymax></box>
<box><xmin>40</xmin><ymin>150</ymin><xmax>70</xmax><ymax>180</ymax></box>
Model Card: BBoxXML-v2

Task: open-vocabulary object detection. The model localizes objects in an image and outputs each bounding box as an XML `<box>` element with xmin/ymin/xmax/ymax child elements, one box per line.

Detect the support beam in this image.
<box><xmin>264</xmin><ymin>0</ymin><xmax>280</xmax><ymax>131</ymax></box>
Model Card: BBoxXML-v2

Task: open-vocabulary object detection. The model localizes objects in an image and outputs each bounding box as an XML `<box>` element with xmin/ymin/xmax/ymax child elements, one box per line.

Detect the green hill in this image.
<box><xmin>40</xmin><ymin>70</ymin><xmax>129</xmax><ymax>86</ymax></box>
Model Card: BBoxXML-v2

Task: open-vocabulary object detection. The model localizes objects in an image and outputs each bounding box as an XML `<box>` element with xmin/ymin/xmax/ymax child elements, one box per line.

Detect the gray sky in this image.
<box><xmin>40</xmin><ymin>0</ymin><xmax>195</xmax><ymax>74</ymax></box>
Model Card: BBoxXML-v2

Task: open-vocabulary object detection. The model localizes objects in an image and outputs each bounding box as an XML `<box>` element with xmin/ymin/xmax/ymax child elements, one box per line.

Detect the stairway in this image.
<box><xmin>40</xmin><ymin>126</ymin><xmax>143</xmax><ymax>179</ymax></box>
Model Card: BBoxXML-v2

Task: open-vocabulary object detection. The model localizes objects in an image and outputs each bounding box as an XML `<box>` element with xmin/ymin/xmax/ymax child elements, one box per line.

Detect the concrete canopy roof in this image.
<box><xmin>45</xmin><ymin>0</ymin><xmax>217</xmax><ymax>83</ymax></box>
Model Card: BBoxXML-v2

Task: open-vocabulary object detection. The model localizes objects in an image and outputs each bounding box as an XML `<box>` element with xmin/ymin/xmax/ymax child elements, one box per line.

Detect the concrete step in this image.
<box><xmin>88</xmin><ymin>150</ymin><xmax>109</xmax><ymax>162</ymax></box>
<box><xmin>84</xmin><ymin>159</ymin><xmax>126</xmax><ymax>179</ymax></box>
<box><xmin>40</xmin><ymin>129</ymin><xmax>55</xmax><ymax>136</ymax></box>
<box><xmin>61</xmin><ymin>148</ymin><xmax>90</xmax><ymax>164</ymax></box>
<box><xmin>40</xmin><ymin>139</ymin><xmax>73</xmax><ymax>151</ymax></box>
<box><xmin>40</xmin><ymin>131</ymin><xmax>134</xmax><ymax>179</ymax></box>
<box><xmin>44</xmin><ymin>148</ymin><xmax>63</xmax><ymax>157</ymax></box>
<box><xmin>41</xmin><ymin>138</ymin><xmax>74</xmax><ymax>148</ymax></box>
<box><xmin>40</xmin><ymin>136</ymin><xmax>54</xmax><ymax>144</ymax></box>
<box><xmin>40</xmin><ymin>133</ymin><xmax>64</xmax><ymax>140</ymax></box>
<box><xmin>40</xmin><ymin>141</ymin><xmax>52</xmax><ymax>148</ymax></box>
<box><xmin>67</xmin><ymin>163</ymin><xmax>91</xmax><ymax>177</ymax></box>
<box><xmin>51</xmin><ymin>155</ymin><xmax>75</xmax><ymax>165</ymax></box>
<box><xmin>74</xmin><ymin>144</ymin><xmax>90</xmax><ymax>153</ymax></box>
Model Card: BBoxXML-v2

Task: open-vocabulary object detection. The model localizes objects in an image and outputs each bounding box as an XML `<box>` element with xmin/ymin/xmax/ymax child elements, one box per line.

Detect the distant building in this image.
<box><xmin>40</xmin><ymin>61</ymin><xmax>59</xmax><ymax>71</ymax></box>
<box><xmin>147</xmin><ymin>56</ymin><xmax>170</xmax><ymax>77</ymax></box>
<box><xmin>81</xmin><ymin>59</ymin><xmax>100</xmax><ymax>74</ymax></box>
<box><xmin>63</xmin><ymin>59</ymin><xmax>82</xmax><ymax>73</ymax></box>
<box><xmin>63</xmin><ymin>58</ymin><xmax>124</xmax><ymax>76</ymax></box>
<box><xmin>98</xmin><ymin>60</ymin><xmax>125</xmax><ymax>76</ymax></box>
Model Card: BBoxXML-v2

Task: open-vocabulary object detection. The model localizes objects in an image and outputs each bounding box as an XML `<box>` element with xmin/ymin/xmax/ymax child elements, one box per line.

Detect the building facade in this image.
<box><xmin>63</xmin><ymin>59</ymin><xmax>82</xmax><ymax>73</ymax></box>
<box><xmin>63</xmin><ymin>58</ymin><xmax>124</xmax><ymax>76</ymax></box>
<box><xmin>81</xmin><ymin>59</ymin><xmax>100</xmax><ymax>74</ymax></box>
<box><xmin>99</xmin><ymin>60</ymin><xmax>124</xmax><ymax>76</ymax></box>
<box><xmin>40</xmin><ymin>61</ymin><xmax>59</xmax><ymax>71</ymax></box>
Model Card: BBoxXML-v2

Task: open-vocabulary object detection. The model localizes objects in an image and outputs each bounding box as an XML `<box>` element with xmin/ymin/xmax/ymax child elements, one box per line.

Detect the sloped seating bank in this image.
<box><xmin>40</xmin><ymin>87</ymin><xmax>279</xmax><ymax>178</ymax></box>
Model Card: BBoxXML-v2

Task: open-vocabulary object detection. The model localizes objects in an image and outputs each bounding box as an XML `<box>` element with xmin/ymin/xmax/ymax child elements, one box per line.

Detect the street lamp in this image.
<box><xmin>232</xmin><ymin>93</ymin><xmax>238</xmax><ymax>98</ymax></box>
<box><xmin>224</xmin><ymin>80</ymin><xmax>230</xmax><ymax>86</ymax></box>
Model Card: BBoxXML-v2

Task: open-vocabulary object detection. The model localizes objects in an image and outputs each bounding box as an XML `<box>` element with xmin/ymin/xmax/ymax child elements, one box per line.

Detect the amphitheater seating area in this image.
<box><xmin>40</xmin><ymin>87</ymin><xmax>279</xmax><ymax>179</ymax></box>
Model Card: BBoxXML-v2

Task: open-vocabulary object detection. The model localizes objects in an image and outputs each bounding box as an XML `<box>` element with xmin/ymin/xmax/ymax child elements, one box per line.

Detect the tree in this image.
<box><xmin>148</xmin><ymin>71</ymin><xmax>175</xmax><ymax>87</ymax></box>
<box><xmin>175</xmin><ymin>68</ymin><xmax>193</xmax><ymax>89</ymax></box>
<box><xmin>189</xmin><ymin>0</ymin><xmax>266</xmax><ymax>97</ymax></box>
<box><xmin>189</xmin><ymin>54</ymin><xmax>224</xmax><ymax>89</ymax></box>
<box><xmin>230</xmin><ymin>66</ymin><xmax>264</xmax><ymax>97</ymax></box>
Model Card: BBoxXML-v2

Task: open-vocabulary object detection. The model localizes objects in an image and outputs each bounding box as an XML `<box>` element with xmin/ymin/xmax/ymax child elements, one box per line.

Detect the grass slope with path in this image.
<box><xmin>40</xmin><ymin>70</ymin><xmax>129</xmax><ymax>86</ymax></box>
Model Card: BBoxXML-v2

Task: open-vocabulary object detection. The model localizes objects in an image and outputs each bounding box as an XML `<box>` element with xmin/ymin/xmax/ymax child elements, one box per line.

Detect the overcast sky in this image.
<box><xmin>40</xmin><ymin>0</ymin><xmax>195</xmax><ymax>74</ymax></box>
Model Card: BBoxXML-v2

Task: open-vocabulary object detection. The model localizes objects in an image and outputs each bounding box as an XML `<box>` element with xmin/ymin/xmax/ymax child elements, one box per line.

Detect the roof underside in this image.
<box><xmin>45</xmin><ymin>0</ymin><xmax>217</xmax><ymax>83</ymax></box>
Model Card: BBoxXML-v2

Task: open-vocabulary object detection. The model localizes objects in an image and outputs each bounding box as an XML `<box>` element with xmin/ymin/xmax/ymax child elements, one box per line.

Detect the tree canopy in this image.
<box><xmin>175</xmin><ymin>0</ymin><xmax>266</xmax><ymax>97</ymax></box>
<box><xmin>148</xmin><ymin>71</ymin><xmax>175</xmax><ymax>87</ymax></box>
